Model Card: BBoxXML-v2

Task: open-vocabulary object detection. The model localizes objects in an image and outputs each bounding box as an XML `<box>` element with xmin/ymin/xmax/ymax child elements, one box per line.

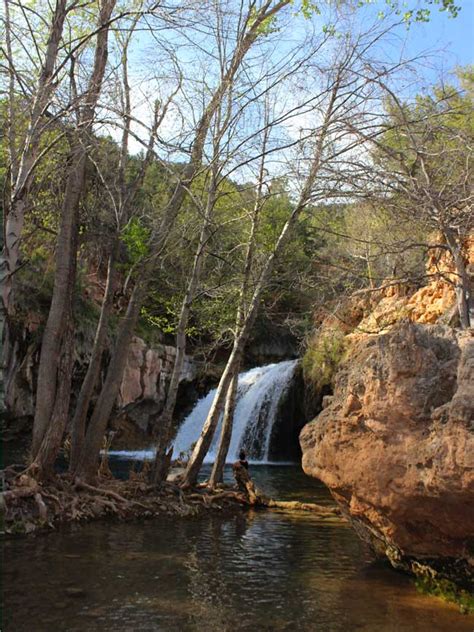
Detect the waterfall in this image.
<box><xmin>173</xmin><ymin>359</ymin><xmax>298</xmax><ymax>464</ymax></box>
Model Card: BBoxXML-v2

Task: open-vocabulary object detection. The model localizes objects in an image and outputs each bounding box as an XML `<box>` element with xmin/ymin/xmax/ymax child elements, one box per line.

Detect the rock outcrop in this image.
<box><xmin>300</xmin><ymin>322</ymin><xmax>474</xmax><ymax>588</ymax></box>
<box><xmin>112</xmin><ymin>337</ymin><xmax>197</xmax><ymax>448</ymax></box>
<box><xmin>119</xmin><ymin>337</ymin><xmax>195</xmax><ymax>408</ymax></box>
<box><xmin>3</xmin><ymin>331</ymin><xmax>198</xmax><ymax>454</ymax></box>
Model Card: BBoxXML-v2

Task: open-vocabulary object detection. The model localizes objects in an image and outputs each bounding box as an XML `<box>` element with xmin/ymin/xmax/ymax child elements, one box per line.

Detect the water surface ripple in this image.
<box><xmin>3</xmin><ymin>465</ymin><xmax>472</xmax><ymax>631</ymax></box>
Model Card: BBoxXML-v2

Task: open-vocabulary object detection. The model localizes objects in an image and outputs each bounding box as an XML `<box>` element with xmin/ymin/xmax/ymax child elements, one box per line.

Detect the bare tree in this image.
<box><xmin>346</xmin><ymin>74</ymin><xmax>473</xmax><ymax>327</ymax></box>
<box><xmin>73</xmin><ymin>0</ymin><xmax>293</xmax><ymax>483</ymax></box>
<box><xmin>182</xmin><ymin>70</ymin><xmax>342</xmax><ymax>488</ymax></box>
<box><xmin>181</xmin><ymin>20</ymin><xmax>419</xmax><ymax>488</ymax></box>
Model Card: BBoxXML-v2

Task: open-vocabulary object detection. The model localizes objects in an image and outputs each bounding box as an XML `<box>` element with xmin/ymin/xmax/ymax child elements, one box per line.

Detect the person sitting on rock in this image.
<box><xmin>239</xmin><ymin>450</ymin><xmax>249</xmax><ymax>470</ymax></box>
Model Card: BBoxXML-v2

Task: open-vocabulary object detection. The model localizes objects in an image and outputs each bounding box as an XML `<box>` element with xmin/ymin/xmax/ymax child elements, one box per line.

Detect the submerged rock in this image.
<box><xmin>300</xmin><ymin>321</ymin><xmax>474</xmax><ymax>589</ymax></box>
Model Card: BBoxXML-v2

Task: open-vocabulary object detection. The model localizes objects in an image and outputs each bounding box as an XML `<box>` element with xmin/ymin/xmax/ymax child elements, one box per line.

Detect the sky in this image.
<box><xmin>99</xmin><ymin>0</ymin><xmax>474</xmax><ymax>161</ymax></box>
<box><xmin>398</xmin><ymin>0</ymin><xmax>474</xmax><ymax>69</ymax></box>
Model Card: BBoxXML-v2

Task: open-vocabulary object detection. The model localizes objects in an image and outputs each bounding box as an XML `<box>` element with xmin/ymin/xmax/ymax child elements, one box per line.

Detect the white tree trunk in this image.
<box><xmin>182</xmin><ymin>81</ymin><xmax>339</xmax><ymax>487</ymax></box>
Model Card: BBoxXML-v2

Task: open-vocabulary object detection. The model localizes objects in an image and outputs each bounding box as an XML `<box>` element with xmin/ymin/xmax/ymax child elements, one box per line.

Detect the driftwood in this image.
<box><xmin>265</xmin><ymin>499</ymin><xmax>340</xmax><ymax>516</ymax></box>
<box><xmin>231</xmin><ymin>462</ymin><xmax>341</xmax><ymax>517</ymax></box>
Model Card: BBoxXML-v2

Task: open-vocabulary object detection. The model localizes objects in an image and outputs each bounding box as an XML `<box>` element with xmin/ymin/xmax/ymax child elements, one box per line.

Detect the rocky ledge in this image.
<box><xmin>300</xmin><ymin>321</ymin><xmax>474</xmax><ymax>591</ymax></box>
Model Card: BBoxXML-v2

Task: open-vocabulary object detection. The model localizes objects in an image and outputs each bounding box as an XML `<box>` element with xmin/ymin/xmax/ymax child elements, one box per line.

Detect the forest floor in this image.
<box><xmin>1</xmin><ymin>465</ymin><xmax>341</xmax><ymax>536</ymax></box>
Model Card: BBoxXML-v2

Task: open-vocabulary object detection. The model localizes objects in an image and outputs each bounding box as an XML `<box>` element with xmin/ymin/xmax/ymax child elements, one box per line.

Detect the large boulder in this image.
<box><xmin>300</xmin><ymin>321</ymin><xmax>474</xmax><ymax>589</ymax></box>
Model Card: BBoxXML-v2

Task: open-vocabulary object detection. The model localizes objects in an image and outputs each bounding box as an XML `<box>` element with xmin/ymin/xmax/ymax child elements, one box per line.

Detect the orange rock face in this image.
<box><xmin>352</xmin><ymin>234</ymin><xmax>474</xmax><ymax>333</ymax></box>
<box><xmin>300</xmin><ymin>322</ymin><xmax>474</xmax><ymax>584</ymax></box>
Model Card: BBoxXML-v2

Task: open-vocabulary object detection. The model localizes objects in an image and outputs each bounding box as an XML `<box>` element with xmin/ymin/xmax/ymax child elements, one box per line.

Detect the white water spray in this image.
<box><xmin>173</xmin><ymin>359</ymin><xmax>298</xmax><ymax>464</ymax></box>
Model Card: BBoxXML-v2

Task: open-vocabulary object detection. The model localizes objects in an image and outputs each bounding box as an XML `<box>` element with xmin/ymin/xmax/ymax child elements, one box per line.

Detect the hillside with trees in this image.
<box><xmin>0</xmin><ymin>1</ymin><xmax>473</xmax><ymax>626</ymax></box>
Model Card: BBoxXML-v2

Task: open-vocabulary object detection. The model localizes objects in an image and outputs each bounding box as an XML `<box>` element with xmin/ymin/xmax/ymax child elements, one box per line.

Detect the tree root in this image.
<box><xmin>1</xmin><ymin>471</ymin><xmax>254</xmax><ymax>534</ymax></box>
<box><xmin>34</xmin><ymin>493</ymin><xmax>48</xmax><ymax>522</ymax></box>
<box><xmin>1</xmin><ymin>466</ymin><xmax>343</xmax><ymax>536</ymax></box>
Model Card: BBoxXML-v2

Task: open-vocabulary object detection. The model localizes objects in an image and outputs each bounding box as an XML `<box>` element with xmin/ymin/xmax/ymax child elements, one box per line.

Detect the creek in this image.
<box><xmin>4</xmin><ymin>361</ymin><xmax>473</xmax><ymax>630</ymax></box>
<box><xmin>3</xmin><ymin>464</ymin><xmax>473</xmax><ymax>632</ymax></box>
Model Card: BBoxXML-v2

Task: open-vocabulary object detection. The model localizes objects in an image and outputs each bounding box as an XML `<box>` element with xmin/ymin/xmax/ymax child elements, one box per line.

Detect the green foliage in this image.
<box><xmin>120</xmin><ymin>217</ymin><xmax>151</xmax><ymax>265</ymax></box>
<box><xmin>139</xmin><ymin>301</ymin><xmax>177</xmax><ymax>336</ymax></box>
<box><xmin>299</xmin><ymin>0</ymin><xmax>321</xmax><ymax>19</ymax></box>
<box><xmin>248</xmin><ymin>6</ymin><xmax>280</xmax><ymax>35</ymax></box>
<box><xmin>359</xmin><ymin>0</ymin><xmax>461</xmax><ymax>22</ymax></box>
<box><xmin>302</xmin><ymin>327</ymin><xmax>346</xmax><ymax>390</ymax></box>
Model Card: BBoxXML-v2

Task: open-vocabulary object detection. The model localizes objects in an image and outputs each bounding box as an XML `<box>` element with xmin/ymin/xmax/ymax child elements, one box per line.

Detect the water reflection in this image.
<box><xmin>3</xmin><ymin>466</ymin><xmax>473</xmax><ymax>631</ymax></box>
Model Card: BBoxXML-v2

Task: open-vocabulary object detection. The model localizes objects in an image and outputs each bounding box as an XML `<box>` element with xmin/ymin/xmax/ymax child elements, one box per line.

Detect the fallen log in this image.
<box><xmin>231</xmin><ymin>462</ymin><xmax>341</xmax><ymax>517</ymax></box>
<box><xmin>265</xmin><ymin>499</ymin><xmax>340</xmax><ymax>516</ymax></box>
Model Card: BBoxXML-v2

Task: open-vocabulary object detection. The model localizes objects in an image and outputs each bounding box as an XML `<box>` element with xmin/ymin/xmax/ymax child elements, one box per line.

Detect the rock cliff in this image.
<box><xmin>3</xmin><ymin>332</ymin><xmax>198</xmax><ymax>454</ymax></box>
<box><xmin>111</xmin><ymin>337</ymin><xmax>197</xmax><ymax>448</ymax></box>
<box><xmin>300</xmin><ymin>321</ymin><xmax>474</xmax><ymax>588</ymax></box>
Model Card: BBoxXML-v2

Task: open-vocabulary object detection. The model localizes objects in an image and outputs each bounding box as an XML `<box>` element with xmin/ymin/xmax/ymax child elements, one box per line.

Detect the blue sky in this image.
<box><xmin>113</xmin><ymin>0</ymin><xmax>474</xmax><ymax>158</ymax></box>
<box><xmin>406</xmin><ymin>0</ymin><xmax>474</xmax><ymax>67</ymax></box>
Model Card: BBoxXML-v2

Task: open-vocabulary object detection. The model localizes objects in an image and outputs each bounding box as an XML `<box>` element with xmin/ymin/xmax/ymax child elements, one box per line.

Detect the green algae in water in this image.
<box><xmin>415</xmin><ymin>574</ymin><xmax>474</xmax><ymax>615</ymax></box>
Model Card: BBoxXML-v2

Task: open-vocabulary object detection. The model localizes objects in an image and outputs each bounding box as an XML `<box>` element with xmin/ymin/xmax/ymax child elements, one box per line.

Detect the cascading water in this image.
<box><xmin>173</xmin><ymin>359</ymin><xmax>298</xmax><ymax>464</ymax></box>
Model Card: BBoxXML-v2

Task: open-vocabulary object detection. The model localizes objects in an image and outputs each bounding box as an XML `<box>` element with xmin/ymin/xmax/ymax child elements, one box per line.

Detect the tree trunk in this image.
<box><xmin>31</xmin><ymin>148</ymin><xmax>86</xmax><ymax>456</ymax></box>
<box><xmin>1</xmin><ymin>0</ymin><xmax>68</xmax><ymax>417</ymax></box>
<box><xmin>444</xmin><ymin>227</ymin><xmax>471</xmax><ymax>329</ymax></box>
<box><xmin>69</xmin><ymin>247</ymin><xmax>118</xmax><ymax>470</ymax></box>
<box><xmin>31</xmin><ymin>184</ymin><xmax>80</xmax><ymax>477</ymax></box>
<box><xmin>31</xmin><ymin>311</ymin><xmax>75</xmax><ymax>479</ymax></box>
<box><xmin>152</xmin><ymin>182</ymin><xmax>215</xmax><ymax>484</ymax></box>
<box><xmin>1</xmin><ymin>0</ymin><xmax>68</xmax><ymax>317</ymax></box>
<box><xmin>74</xmin><ymin>282</ymin><xmax>145</xmax><ymax>482</ymax></box>
<box><xmin>70</xmin><ymin>12</ymin><xmax>154</xmax><ymax>471</ymax></box>
<box><xmin>181</xmin><ymin>342</ymin><xmax>243</xmax><ymax>488</ymax></box>
<box><xmin>209</xmin><ymin>365</ymin><xmax>240</xmax><ymax>488</ymax></box>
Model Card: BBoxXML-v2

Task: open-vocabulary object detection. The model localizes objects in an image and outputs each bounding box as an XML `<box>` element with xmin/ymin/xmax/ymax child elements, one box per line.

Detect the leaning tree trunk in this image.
<box><xmin>69</xmin><ymin>247</ymin><xmax>118</xmax><ymax>470</ymax></box>
<box><xmin>152</xmin><ymin>181</ymin><xmax>216</xmax><ymax>484</ymax></box>
<box><xmin>206</xmin><ymin>118</ymin><xmax>270</xmax><ymax>487</ymax></box>
<box><xmin>73</xmin><ymin>176</ymin><xmax>195</xmax><ymax>484</ymax></box>
<box><xmin>70</xmin><ymin>19</ymin><xmax>158</xmax><ymax>471</ymax></box>
<box><xmin>208</xmin><ymin>365</ymin><xmax>240</xmax><ymax>488</ymax></box>
<box><xmin>73</xmin><ymin>282</ymin><xmax>145</xmax><ymax>482</ymax></box>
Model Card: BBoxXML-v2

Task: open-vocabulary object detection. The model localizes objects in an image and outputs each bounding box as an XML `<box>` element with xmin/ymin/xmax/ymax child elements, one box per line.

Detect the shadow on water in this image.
<box><xmin>3</xmin><ymin>464</ymin><xmax>473</xmax><ymax>632</ymax></box>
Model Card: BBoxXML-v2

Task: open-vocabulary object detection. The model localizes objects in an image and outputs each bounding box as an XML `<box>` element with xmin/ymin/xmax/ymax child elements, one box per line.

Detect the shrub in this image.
<box><xmin>302</xmin><ymin>327</ymin><xmax>346</xmax><ymax>390</ymax></box>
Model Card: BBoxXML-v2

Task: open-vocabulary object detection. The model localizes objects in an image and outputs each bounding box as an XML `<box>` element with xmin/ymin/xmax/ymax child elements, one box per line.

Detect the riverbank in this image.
<box><xmin>1</xmin><ymin>465</ymin><xmax>340</xmax><ymax>536</ymax></box>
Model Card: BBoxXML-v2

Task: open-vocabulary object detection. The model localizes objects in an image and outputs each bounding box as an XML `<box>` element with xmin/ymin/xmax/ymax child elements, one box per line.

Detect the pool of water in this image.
<box><xmin>3</xmin><ymin>465</ymin><xmax>473</xmax><ymax>631</ymax></box>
